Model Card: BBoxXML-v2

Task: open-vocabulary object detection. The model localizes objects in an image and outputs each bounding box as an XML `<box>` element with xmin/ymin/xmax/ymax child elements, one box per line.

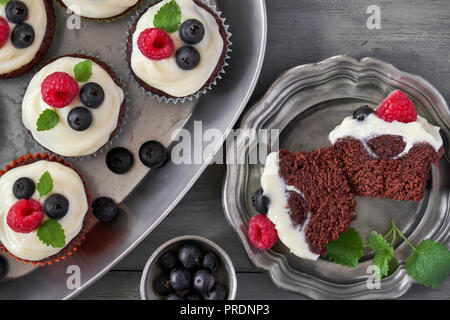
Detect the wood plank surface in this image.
<box><xmin>78</xmin><ymin>0</ymin><xmax>450</xmax><ymax>300</ymax></box>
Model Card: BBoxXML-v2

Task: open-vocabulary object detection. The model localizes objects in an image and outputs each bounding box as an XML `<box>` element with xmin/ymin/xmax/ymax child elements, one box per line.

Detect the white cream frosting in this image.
<box><xmin>22</xmin><ymin>56</ymin><xmax>124</xmax><ymax>157</ymax></box>
<box><xmin>131</xmin><ymin>0</ymin><xmax>224</xmax><ymax>97</ymax></box>
<box><xmin>61</xmin><ymin>0</ymin><xmax>139</xmax><ymax>19</ymax></box>
<box><xmin>261</xmin><ymin>152</ymin><xmax>319</xmax><ymax>261</ymax></box>
<box><xmin>0</xmin><ymin>0</ymin><xmax>47</xmax><ymax>75</ymax></box>
<box><xmin>0</xmin><ymin>161</ymin><xmax>88</xmax><ymax>261</ymax></box>
<box><xmin>329</xmin><ymin>114</ymin><xmax>443</xmax><ymax>158</ymax></box>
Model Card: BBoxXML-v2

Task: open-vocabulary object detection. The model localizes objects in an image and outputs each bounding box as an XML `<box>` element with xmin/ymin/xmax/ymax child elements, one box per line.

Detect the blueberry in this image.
<box><xmin>92</xmin><ymin>197</ymin><xmax>119</xmax><ymax>222</ymax></box>
<box><xmin>153</xmin><ymin>274</ymin><xmax>174</xmax><ymax>296</ymax></box>
<box><xmin>165</xmin><ymin>293</ymin><xmax>185</xmax><ymax>300</ymax></box>
<box><xmin>6</xmin><ymin>1</ymin><xmax>28</xmax><ymax>24</ymax></box>
<box><xmin>0</xmin><ymin>256</ymin><xmax>8</xmax><ymax>280</ymax></box>
<box><xmin>169</xmin><ymin>267</ymin><xmax>192</xmax><ymax>291</ymax></box>
<box><xmin>106</xmin><ymin>147</ymin><xmax>134</xmax><ymax>174</ymax></box>
<box><xmin>139</xmin><ymin>140</ymin><xmax>168</xmax><ymax>169</ymax></box>
<box><xmin>11</xmin><ymin>23</ymin><xmax>34</xmax><ymax>49</ymax></box>
<box><xmin>184</xmin><ymin>291</ymin><xmax>202</xmax><ymax>300</ymax></box>
<box><xmin>175</xmin><ymin>46</ymin><xmax>200</xmax><ymax>70</ymax></box>
<box><xmin>204</xmin><ymin>283</ymin><xmax>227</xmax><ymax>300</ymax></box>
<box><xmin>202</xmin><ymin>252</ymin><xmax>220</xmax><ymax>273</ymax></box>
<box><xmin>353</xmin><ymin>105</ymin><xmax>374</xmax><ymax>121</ymax></box>
<box><xmin>80</xmin><ymin>82</ymin><xmax>105</xmax><ymax>109</ymax></box>
<box><xmin>193</xmin><ymin>269</ymin><xmax>215</xmax><ymax>293</ymax></box>
<box><xmin>178</xmin><ymin>242</ymin><xmax>202</xmax><ymax>268</ymax></box>
<box><xmin>158</xmin><ymin>251</ymin><xmax>178</xmax><ymax>273</ymax></box>
<box><xmin>67</xmin><ymin>107</ymin><xmax>92</xmax><ymax>131</ymax></box>
<box><xmin>252</xmin><ymin>188</ymin><xmax>270</xmax><ymax>214</ymax></box>
<box><xmin>13</xmin><ymin>177</ymin><xmax>35</xmax><ymax>200</ymax></box>
<box><xmin>44</xmin><ymin>194</ymin><xmax>69</xmax><ymax>220</ymax></box>
<box><xmin>179</xmin><ymin>19</ymin><xmax>205</xmax><ymax>45</ymax></box>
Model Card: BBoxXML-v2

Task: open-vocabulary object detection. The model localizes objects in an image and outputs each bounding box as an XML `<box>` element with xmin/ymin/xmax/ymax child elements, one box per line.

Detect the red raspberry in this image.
<box><xmin>248</xmin><ymin>214</ymin><xmax>279</xmax><ymax>250</ymax></box>
<box><xmin>138</xmin><ymin>28</ymin><xmax>174</xmax><ymax>60</ymax></box>
<box><xmin>41</xmin><ymin>72</ymin><xmax>79</xmax><ymax>109</ymax></box>
<box><xmin>376</xmin><ymin>90</ymin><xmax>417</xmax><ymax>123</ymax></box>
<box><xmin>7</xmin><ymin>199</ymin><xmax>44</xmax><ymax>234</ymax></box>
<box><xmin>0</xmin><ymin>16</ymin><xmax>10</xmax><ymax>49</ymax></box>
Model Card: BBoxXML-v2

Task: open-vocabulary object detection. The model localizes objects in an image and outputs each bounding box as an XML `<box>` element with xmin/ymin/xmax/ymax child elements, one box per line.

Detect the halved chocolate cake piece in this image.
<box><xmin>261</xmin><ymin>148</ymin><xmax>356</xmax><ymax>259</ymax></box>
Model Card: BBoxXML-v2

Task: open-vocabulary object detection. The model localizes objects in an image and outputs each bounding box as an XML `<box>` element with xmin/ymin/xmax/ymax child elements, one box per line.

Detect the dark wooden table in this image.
<box><xmin>77</xmin><ymin>0</ymin><xmax>450</xmax><ymax>299</ymax></box>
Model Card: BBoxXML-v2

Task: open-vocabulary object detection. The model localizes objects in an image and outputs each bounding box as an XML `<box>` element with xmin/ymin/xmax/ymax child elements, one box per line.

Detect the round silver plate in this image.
<box><xmin>222</xmin><ymin>55</ymin><xmax>450</xmax><ymax>300</ymax></box>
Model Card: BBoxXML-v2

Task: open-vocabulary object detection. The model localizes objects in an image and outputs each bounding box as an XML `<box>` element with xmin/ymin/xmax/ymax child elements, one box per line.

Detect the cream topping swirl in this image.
<box><xmin>131</xmin><ymin>0</ymin><xmax>224</xmax><ymax>97</ymax></box>
<box><xmin>0</xmin><ymin>161</ymin><xmax>88</xmax><ymax>261</ymax></box>
<box><xmin>329</xmin><ymin>114</ymin><xmax>443</xmax><ymax>158</ymax></box>
<box><xmin>261</xmin><ymin>152</ymin><xmax>320</xmax><ymax>261</ymax></box>
<box><xmin>61</xmin><ymin>0</ymin><xmax>139</xmax><ymax>19</ymax></box>
<box><xmin>22</xmin><ymin>57</ymin><xmax>124</xmax><ymax>157</ymax></box>
<box><xmin>0</xmin><ymin>0</ymin><xmax>47</xmax><ymax>75</ymax></box>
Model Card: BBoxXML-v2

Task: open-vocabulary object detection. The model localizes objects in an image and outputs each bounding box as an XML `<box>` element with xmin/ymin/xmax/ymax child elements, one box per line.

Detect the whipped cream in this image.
<box><xmin>261</xmin><ymin>152</ymin><xmax>320</xmax><ymax>261</ymax></box>
<box><xmin>0</xmin><ymin>0</ymin><xmax>47</xmax><ymax>75</ymax></box>
<box><xmin>131</xmin><ymin>0</ymin><xmax>224</xmax><ymax>97</ymax></box>
<box><xmin>22</xmin><ymin>56</ymin><xmax>124</xmax><ymax>157</ymax></box>
<box><xmin>61</xmin><ymin>0</ymin><xmax>139</xmax><ymax>19</ymax></box>
<box><xmin>0</xmin><ymin>161</ymin><xmax>88</xmax><ymax>261</ymax></box>
<box><xmin>329</xmin><ymin>114</ymin><xmax>443</xmax><ymax>158</ymax></box>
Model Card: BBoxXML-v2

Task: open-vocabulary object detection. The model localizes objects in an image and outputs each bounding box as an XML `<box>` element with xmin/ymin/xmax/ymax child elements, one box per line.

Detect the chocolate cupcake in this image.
<box><xmin>126</xmin><ymin>0</ymin><xmax>231</xmax><ymax>102</ymax></box>
<box><xmin>56</xmin><ymin>0</ymin><xmax>142</xmax><ymax>21</ymax></box>
<box><xmin>22</xmin><ymin>54</ymin><xmax>127</xmax><ymax>158</ymax></box>
<box><xmin>0</xmin><ymin>0</ymin><xmax>55</xmax><ymax>79</ymax></box>
<box><xmin>0</xmin><ymin>153</ymin><xmax>92</xmax><ymax>266</ymax></box>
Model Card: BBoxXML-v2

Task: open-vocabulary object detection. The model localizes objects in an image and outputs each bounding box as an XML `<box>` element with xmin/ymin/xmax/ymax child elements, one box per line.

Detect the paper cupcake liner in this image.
<box><xmin>123</xmin><ymin>0</ymin><xmax>232</xmax><ymax>104</ymax></box>
<box><xmin>22</xmin><ymin>53</ymin><xmax>129</xmax><ymax>162</ymax></box>
<box><xmin>0</xmin><ymin>153</ymin><xmax>93</xmax><ymax>266</ymax></box>
<box><xmin>54</xmin><ymin>0</ymin><xmax>143</xmax><ymax>23</ymax></box>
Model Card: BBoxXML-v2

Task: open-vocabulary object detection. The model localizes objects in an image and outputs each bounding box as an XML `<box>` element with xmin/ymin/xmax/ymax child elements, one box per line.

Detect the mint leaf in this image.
<box><xmin>405</xmin><ymin>239</ymin><xmax>450</xmax><ymax>288</ymax></box>
<box><xmin>74</xmin><ymin>60</ymin><xmax>92</xmax><ymax>82</ymax></box>
<box><xmin>369</xmin><ymin>231</ymin><xmax>395</xmax><ymax>278</ymax></box>
<box><xmin>325</xmin><ymin>228</ymin><xmax>364</xmax><ymax>267</ymax></box>
<box><xmin>36</xmin><ymin>109</ymin><xmax>59</xmax><ymax>131</ymax></box>
<box><xmin>0</xmin><ymin>0</ymin><xmax>11</xmax><ymax>5</ymax></box>
<box><xmin>37</xmin><ymin>220</ymin><xmax>65</xmax><ymax>248</ymax></box>
<box><xmin>153</xmin><ymin>0</ymin><xmax>181</xmax><ymax>33</ymax></box>
<box><xmin>37</xmin><ymin>171</ymin><xmax>53</xmax><ymax>198</ymax></box>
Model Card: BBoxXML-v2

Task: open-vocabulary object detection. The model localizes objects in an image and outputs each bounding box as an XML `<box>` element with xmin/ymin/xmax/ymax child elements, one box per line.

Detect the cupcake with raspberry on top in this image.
<box><xmin>0</xmin><ymin>0</ymin><xmax>55</xmax><ymax>79</ymax></box>
<box><xmin>0</xmin><ymin>153</ymin><xmax>91</xmax><ymax>265</ymax></box>
<box><xmin>22</xmin><ymin>54</ymin><xmax>126</xmax><ymax>158</ymax></box>
<box><xmin>127</xmin><ymin>0</ymin><xmax>230</xmax><ymax>102</ymax></box>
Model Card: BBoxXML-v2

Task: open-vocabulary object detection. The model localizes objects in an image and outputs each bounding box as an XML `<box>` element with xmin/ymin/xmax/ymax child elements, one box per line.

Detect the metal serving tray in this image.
<box><xmin>223</xmin><ymin>55</ymin><xmax>450</xmax><ymax>299</ymax></box>
<box><xmin>0</xmin><ymin>0</ymin><xmax>267</xmax><ymax>299</ymax></box>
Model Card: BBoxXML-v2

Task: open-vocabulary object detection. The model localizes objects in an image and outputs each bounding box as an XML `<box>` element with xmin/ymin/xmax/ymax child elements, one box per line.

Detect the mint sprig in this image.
<box><xmin>324</xmin><ymin>220</ymin><xmax>450</xmax><ymax>288</ymax></box>
<box><xmin>36</xmin><ymin>109</ymin><xmax>59</xmax><ymax>131</ymax></box>
<box><xmin>153</xmin><ymin>0</ymin><xmax>181</xmax><ymax>33</ymax></box>
<box><xmin>325</xmin><ymin>228</ymin><xmax>364</xmax><ymax>267</ymax></box>
<box><xmin>37</xmin><ymin>171</ymin><xmax>53</xmax><ymax>198</ymax></box>
<box><xmin>37</xmin><ymin>219</ymin><xmax>65</xmax><ymax>248</ymax></box>
<box><xmin>369</xmin><ymin>231</ymin><xmax>394</xmax><ymax>278</ymax></box>
<box><xmin>0</xmin><ymin>0</ymin><xmax>11</xmax><ymax>5</ymax></box>
<box><xmin>74</xmin><ymin>59</ymin><xmax>92</xmax><ymax>82</ymax></box>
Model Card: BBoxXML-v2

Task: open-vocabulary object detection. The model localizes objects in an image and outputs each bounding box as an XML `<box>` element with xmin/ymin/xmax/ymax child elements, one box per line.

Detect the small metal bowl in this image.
<box><xmin>140</xmin><ymin>235</ymin><xmax>237</xmax><ymax>300</ymax></box>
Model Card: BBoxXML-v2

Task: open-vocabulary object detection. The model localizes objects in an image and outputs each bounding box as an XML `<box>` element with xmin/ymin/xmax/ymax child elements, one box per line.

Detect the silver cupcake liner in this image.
<box><xmin>123</xmin><ymin>0</ymin><xmax>233</xmax><ymax>104</ymax></box>
<box><xmin>21</xmin><ymin>52</ymin><xmax>130</xmax><ymax>162</ymax></box>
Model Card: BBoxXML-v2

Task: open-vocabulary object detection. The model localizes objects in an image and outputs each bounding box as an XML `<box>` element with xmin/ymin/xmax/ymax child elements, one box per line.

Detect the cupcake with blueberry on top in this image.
<box><xmin>0</xmin><ymin>153</ymin><xmax>91</xmax><ymax>265</ymax></box>
<box><xmin>126</xmin><ymin>0</ymin><xmax>230</xmax><ymax>101</ymax></box>
<box><xmin>0</xmin><ymin>0</ymin><xmax>55</xmax><ymax>79</ymax></box>
<box><xmin>22</xmin><ymin>54</ymin><xmax>126</xmax><ymax>158</ymax></box>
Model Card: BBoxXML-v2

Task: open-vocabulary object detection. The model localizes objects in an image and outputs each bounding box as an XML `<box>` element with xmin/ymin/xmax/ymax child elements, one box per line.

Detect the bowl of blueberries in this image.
<box><xmin>140</xmin><ymin>235</ymin><xmax>237</xmax><ymax>300</ymax></box>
